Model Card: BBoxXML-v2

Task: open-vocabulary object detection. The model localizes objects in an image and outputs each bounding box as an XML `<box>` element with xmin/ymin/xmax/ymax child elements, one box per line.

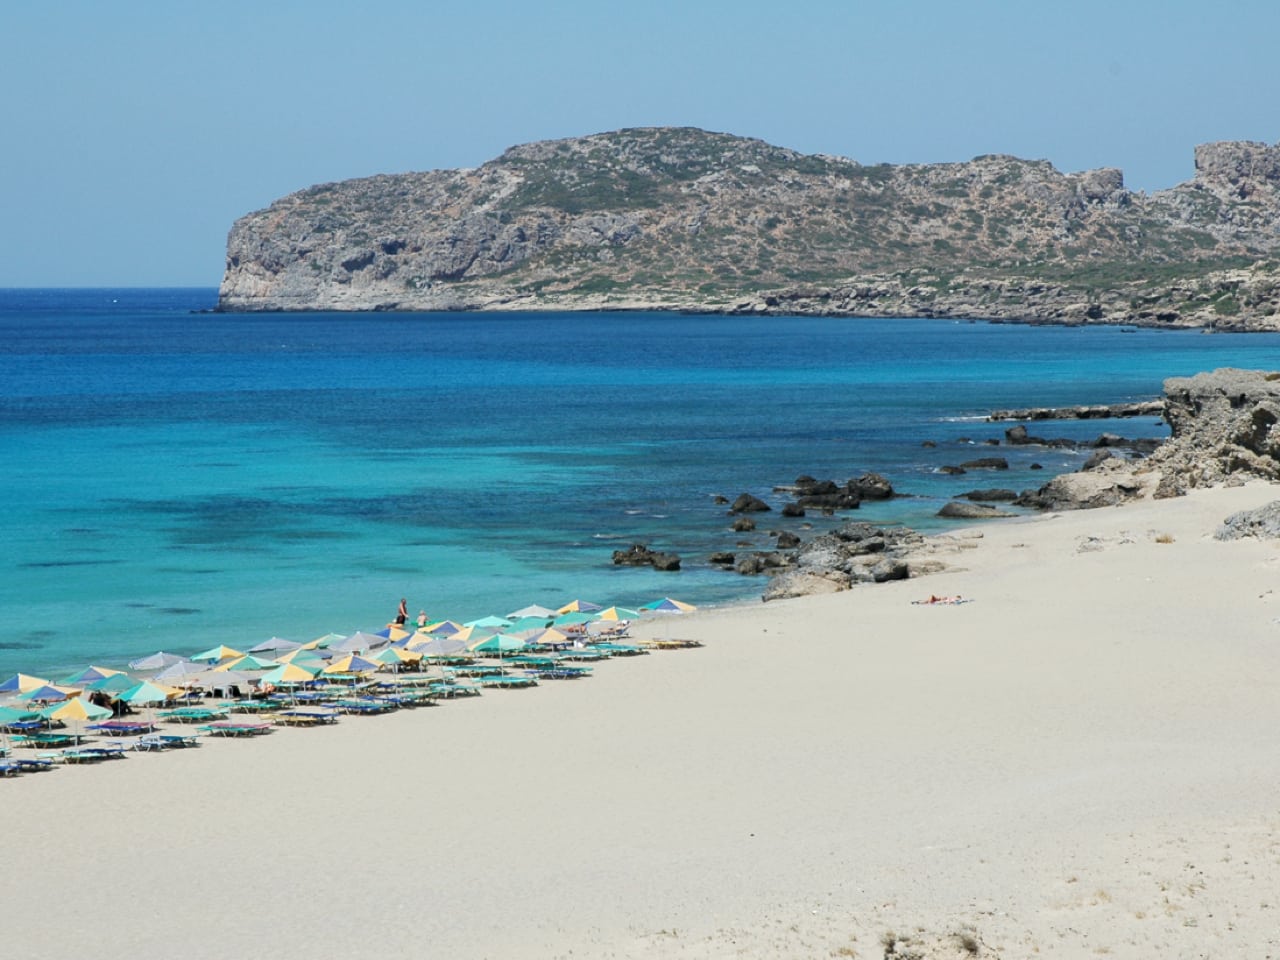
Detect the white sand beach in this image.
<box><xmin>7</xmin><ymin>483</ymin><xmax>1280</xmax><ymax>959</ymax></box>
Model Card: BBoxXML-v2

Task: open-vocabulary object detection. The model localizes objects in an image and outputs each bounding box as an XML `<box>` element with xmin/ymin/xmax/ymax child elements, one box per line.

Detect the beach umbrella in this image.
<box><xmin>154</xmin><ymin>659</ymin><xmax>212</xmax><ymax>681</ymax></box>
<box><xmin>322</xmin><ymin>654</ymin><xmax>380</xmax><ymax>675</ymax></box>
<box><xmin>115</xmin><ymin>679</ymin><xmax>175</xmax><ymax>732</ymax></box>
<box><xmin>304</xmin><ymin>633</ymin><xmax>347</xmax><ymax>649</ymax></box>
<box><xmin>506</xmin><ymin>615</ymin><xmax>556</xmax><ymax>633</ymax></box>
<box><xmin>215</xmin><ymin>655</ymin><xmax>281</xmax><ymax>672</ymax></box>
<box><xmin>258</xmin><ymin>662</ymin><xmax>320</xmax><ymax>685</ymax></box>
<box><xmin>83</xmin><ymin>673</ymin><xmax>139</xmax><ymax>695</ymax></box>
<box><xmin>277</xmin><ymin>647</ymin><xmax>329</xmax><ymax>665</ymax></box>
<box><xmin>326</xmin><ymin>632</ymin><xmax>387</xmax><ymax>654</ymax></box>
<box><xmin>469</xmin><ymin>633</ymin><xmax>528</xmax><ymax>656</ymax></box>
<box><xmin>117</xmin><ymin>680</ymin><xmax>176</xmax><ymax>706</ymax></box>
<box><xmin>557</xmin><ymin>599</ymin><xmax>602</xmax><ymax>614</ymax></box>
<box><xmin>506</xmin><ymin>604</ymin><xmax>557</xmax><ymax>620</ymax></box>
<box><xmin>0</xmin><ymin>705</ymin><xmax>38</xmax><ymax>725</ymax></box>
<box><xmin>375</xmin><ymin>625</ymin><xmax>413</xmax><ymax>641</ymax></box>
<box><xmin>39</xmin><ymin>696</ymin><xmax>111</xmax><ymax>744</ymax></box>
<box><xmin>16</xmin><ymin>683</ymin><xmax>80</xmax><ymax>704</ymax></box>
<box><xmin>404</xmin><ymin>636</ymin><xmax>470</xmax><ymax>660</ymax></box>
<box><xmin>464</xmin><ymin>615</ymin><xmax>514</xmax><ymax>630</ymax></box>
<box><xmin>59</xmin><ymin>665</ymin><xmax>127</xmax><ymax>686</ymax></box>
<box><xmin>190</xmin><ymin>644</ymin><xmax>245</xmax><ymax>663</ymax></box>
<box><xmin>371</xmin><ymin>646</ymin><xmax>418</xmax><ymax>666</ymax></box>
<box><xmin>0</xmin><ymin>673</ymin><xmax>51</xmax><ymax>694</ymax></box>
<box><xmin>640</xmin><ymin>597</ymin><xmax>698</xmax><ymax>613</ymax></box>
<box><xmin>525</xmin><ymin>627</ymin><xmax>572</xmax><ymax>648</ymax></box>
<box><xmin>595</xmin><ymin>606</ymin><xmax>642</xmax><ymax>621</ymax></box>
<box><xmin>248</xmin><ymin>637</ymin><xmax>303</xmax><ymax>655</ymax></box>
<box><xmin>423</xmin><ymin>620</ymin><xmax>465</xmax><ymax>636</ymax></box>
<box><xmin>128</xmin><ymin>651</ymin><xmax>188</xmax><ymax>671</ymax></box>
<box><xmin>181</xmin><ymin>669</ymin><xmax>254</xmax><ymax>696</ymax></box>
<box><xmin>553</xmin><ymin>612</ymin><xmax>595</xmax><ymax>627</ymax></box>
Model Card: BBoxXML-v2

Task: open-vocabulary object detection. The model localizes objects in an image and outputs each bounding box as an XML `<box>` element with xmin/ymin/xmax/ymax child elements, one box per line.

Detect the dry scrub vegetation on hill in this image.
<box><xmin>219</xmin><ymin>127</ymin><xmax>1280</xmax><ymax>328</ymax></box>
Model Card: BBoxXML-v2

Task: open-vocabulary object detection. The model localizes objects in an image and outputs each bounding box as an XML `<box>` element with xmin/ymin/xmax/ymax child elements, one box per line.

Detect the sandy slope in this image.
<box><xmin>6</xmin><ymin>484</ymin><xmax>1280</xmax><ymax>959</ymax></box>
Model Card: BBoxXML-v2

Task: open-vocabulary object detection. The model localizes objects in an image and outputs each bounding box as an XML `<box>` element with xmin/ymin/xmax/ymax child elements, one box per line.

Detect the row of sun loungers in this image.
<box><xmin>3</xmin><ymin>636</ymin><xmax>703</xmax><ymax>777</ymax></box>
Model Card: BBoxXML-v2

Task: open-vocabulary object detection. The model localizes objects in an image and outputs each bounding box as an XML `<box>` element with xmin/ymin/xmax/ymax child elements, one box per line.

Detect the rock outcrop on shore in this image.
<box><xmin>219</xmin><ymin>128</ymin><xmax>1280</xmax><ymax>331</ymax></box>
<box><xmin>1016</xmin><ymin>368</ymin><xmax>1280</xmax><ymax>509</ymax></box>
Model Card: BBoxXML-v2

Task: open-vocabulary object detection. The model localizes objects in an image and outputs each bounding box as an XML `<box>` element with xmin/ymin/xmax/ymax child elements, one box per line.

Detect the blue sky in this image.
<box><xmin>2</xmin><ymin>0</ymin><xmax>1277</xmax><ymax>286</ymax></box>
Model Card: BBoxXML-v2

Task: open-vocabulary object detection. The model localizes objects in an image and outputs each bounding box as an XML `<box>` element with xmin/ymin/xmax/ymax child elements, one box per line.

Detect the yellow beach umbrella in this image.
<box><xmin>595</xmin><ymin>606</ymin><xmax>642</xmax><ymax>621</ymax></box>
<box><xmin>527</xmin><ymin>627</ymin><xmax>572</xmax><ymax>647</ymax></box>
<box><xmin>322</xmin><ymin>654</ymin><xmax>379</xmax><ymax>675</ymax></box>
<box><xmin>556</xmin><ymin>599</ymin><xmax>603</xmax><ymax>614</ymax></box>
<box><xmin>0</xmin><ymin>673</ymin><xmax>52</xmax><ymax>694</ymax></box>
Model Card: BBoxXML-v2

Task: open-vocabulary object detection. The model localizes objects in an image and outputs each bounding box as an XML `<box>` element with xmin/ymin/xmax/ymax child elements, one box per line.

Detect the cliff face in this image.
<box><xmin>218</xmin><ymin>128</ymin><xmax>1280</xmax><ymax>328</ymax></box>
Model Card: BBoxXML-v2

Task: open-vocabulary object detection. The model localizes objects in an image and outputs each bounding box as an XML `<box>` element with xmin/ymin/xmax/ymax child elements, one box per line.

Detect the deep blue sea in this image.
<box><xmin>6</xmin><ymin>287</ymin><xmax>1280</xmax><ymax>677</ymax></box>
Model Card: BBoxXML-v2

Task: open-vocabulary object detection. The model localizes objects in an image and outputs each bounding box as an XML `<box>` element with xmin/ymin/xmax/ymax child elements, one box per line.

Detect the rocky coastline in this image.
<box><xmin>616</xmin><ymin>368</ymin><xmax>1280</xmax><ymax>601</ymax></box>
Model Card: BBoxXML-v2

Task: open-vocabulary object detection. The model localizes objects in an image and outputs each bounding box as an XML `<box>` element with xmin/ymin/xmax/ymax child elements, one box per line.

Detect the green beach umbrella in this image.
<box><xmin>469</xmin><ymin>633</ymin><xmax>528</xmax><ymax>655</ymax></box>
<box><xmin>595</xmin><ymin>606</ymin><xmax>642</xmax><ymax>621</ymax></box>
<box><xmin>464</xmin><ymin>615</ymin><xmax>514</xmax><ymax>630</ymax></box>
<box><xmin>83</xmin><ymin>673</ymin><xmax>139</xmax><ymax>695</ymax></box>
<box><xmin>117</xmin><ymin>680</ymin><xmax>175</xmax><ymax>706</ymax></box>
<box><xmin>59</xmin><ymin>665</ymin><xmax>127</xmax><ymax>686</ymax></box>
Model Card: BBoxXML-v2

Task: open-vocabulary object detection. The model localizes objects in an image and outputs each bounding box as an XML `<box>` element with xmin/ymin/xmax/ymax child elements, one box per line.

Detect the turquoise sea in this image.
<box><xmin>6</xmin><ymin>287</ymin><xmax>1280</xmax><ymax>677</ymax></box>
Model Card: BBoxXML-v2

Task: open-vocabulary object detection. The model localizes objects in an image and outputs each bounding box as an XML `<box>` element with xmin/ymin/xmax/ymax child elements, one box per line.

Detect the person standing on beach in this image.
<box><xmin>396</xmin><ymin>597</ymin><xmax>408</xmax><ymax>625</ymax></box>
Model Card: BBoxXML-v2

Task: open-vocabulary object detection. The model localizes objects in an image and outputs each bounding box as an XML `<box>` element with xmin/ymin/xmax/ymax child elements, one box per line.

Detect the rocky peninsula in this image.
<box><xmin>219</xmin><ymin>128</ymin><xmax>1280</xmax><ymax>330</ymax></box>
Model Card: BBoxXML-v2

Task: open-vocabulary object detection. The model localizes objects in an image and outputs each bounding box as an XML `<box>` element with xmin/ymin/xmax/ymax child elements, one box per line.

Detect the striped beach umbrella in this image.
<box><xmin>556</xmin><ymin>599</ymin><xmax>603</xmax><ymax>614</ymax></box>
<box><xmin>640</xmin><ymin>597</ymin><xmax>698</xmax><ymax>613</ymax></box>
<box><xmin>595</xmin><ymin>606</ymin><xmax>642</xmax><ymax>621</ymax></box>
<box><xmin>0</xmin><ymin>673</ymin><xmax>52</xmax><ymax>694</ymax></box>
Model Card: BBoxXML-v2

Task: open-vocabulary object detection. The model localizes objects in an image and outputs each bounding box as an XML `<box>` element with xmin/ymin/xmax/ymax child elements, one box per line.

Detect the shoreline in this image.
<box><xmin>8</xmin><ymin>481</ymin><xmax>1280</xmax><ymax>957</ymax></box>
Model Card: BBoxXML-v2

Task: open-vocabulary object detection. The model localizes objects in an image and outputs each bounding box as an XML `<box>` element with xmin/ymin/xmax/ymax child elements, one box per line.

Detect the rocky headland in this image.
<box><xmin>219</xmin><ymin>128</ymin><xmax>1280</xmax><ymax>330</ymax></box>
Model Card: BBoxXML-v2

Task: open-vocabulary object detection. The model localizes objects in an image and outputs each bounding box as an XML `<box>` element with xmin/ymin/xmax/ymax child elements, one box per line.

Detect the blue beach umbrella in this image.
<box><xmin>0</xmin><ymin>673</ymin><xmax>52</xmax><ymax>694</ymax></box>
<box><xmin>557</xmin><ymin>600</ymin><xmax>603</xmax><ymax>614</ymax></box>
<box><xmin>59</xmin><ymin>665</ymin><xmax>127</xmax><ymax>686</ymax></box>
<box><xmin>16</xmin><ymin>683</ymin><xmax>78</xmax><ymax>704</ymax></box>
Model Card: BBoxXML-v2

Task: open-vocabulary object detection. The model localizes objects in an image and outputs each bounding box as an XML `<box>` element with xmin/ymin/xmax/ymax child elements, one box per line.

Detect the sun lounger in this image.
<box><xmin>588</xmin><ymin>642</ymin><xmax>647</xmax><ymax>656</ymax></box>
<box><xmin>476</xmin><ymin>674</ymin><xmax>538</xmax><ymax>689</ymax></box>
<box><xmin>197</xmin><ymin>721</ymin><xmax>273</xmax><ymax>737</ymax></box>
<box><xmin>133</xmin><ymin>733</ymin><xmax>201</xmax><ymax>751</ymax></box>
<box><xmin>427</xmin><ymin>681</ymin><xmax>481</xmax><ymax>698</ymax></box>
<box><xmin>1</xmin><ymin>719</ymin><xmax>46</xmax><ymax>733</ymax></box>
<box><xmin>12</xmin><ymin>757</ymin><xmax>56</xmax><ymax>772</ymax></box>
<box><xmin>62</xmin><ymin>745</ymin><xmax>128</xmax><ymax>763</ymax></box>
<box><xmin>159</xmin><ymin>707</ymin><xmax>229</xmax><ymax>724</ymax></box>
<box><xmin>637</xmin><ymin>637</ymin><xmax>704</xmax><ymax>650</ymax></box>
<box><xmin>0</xmin><ymin>761</ymin><xmax>20</xmax><ymax>777</ymax></box>
<box><xmin>87</xmin><ymin>720</ymin><xmax>156</xmax><ymax>736</ymax></box>
<box><xmin>271</xmin><ymin>709</ymin><xmax>340</xmax><ymax>726</ymax></box>
<box><xmin>333</xmin><ymin>698</ymin><xmax>398</xmax><ymax>715</ymax></box>
<box><xmin>11</xmin><ymin>732</ymin><xmax>78</xmax><ymax>748</ymax></box>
